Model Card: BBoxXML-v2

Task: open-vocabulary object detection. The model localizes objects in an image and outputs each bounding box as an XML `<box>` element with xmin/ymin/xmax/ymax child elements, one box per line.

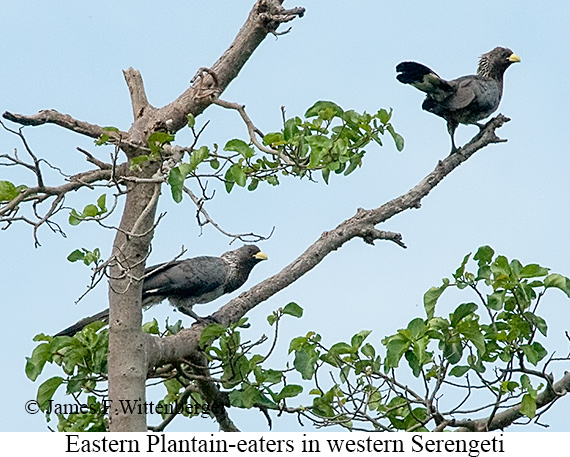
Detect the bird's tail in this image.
<box><xmin>396</xmin><ymin>61</ymin><xmax>452</xmax><ymax>99</ymax></box>
<box><xmin>55</xmin><ymin>309</ymin><xmax>109</xmax><ymax>337</ymax></box>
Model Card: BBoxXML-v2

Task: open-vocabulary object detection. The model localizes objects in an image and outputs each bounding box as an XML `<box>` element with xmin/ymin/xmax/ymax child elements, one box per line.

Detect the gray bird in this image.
<box><xmin>56</xmin><ymin>245</ymin><xmax>268</xmax><ymax>336</ymax></box>
<box><xmin>396</xmin><ymin>47</ymin><xmax>520</xmax><ymax>152</ymax></box>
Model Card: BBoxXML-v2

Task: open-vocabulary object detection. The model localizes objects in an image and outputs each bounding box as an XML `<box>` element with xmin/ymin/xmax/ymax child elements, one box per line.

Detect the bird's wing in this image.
<box><xmin>142</xmin><ymin>256</ymin><xmax>229</xmax><ymax>300</ymax></box>
<box><xmin>442</xmin><ymin>76</ymin><xmax>479</xmax><ymax>110</ymax></box>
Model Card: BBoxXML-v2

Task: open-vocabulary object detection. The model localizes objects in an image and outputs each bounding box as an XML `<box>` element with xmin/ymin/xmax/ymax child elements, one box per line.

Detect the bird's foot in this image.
<box><xmin>178</xmin><ymin>307</ymin><xmax>219</xmax><ymax>325</ymax></box>
<box><xmin>194</xmin><ymin>315</ymin><xmax>220</xmax><ymax>325</ymax></box>
<box><xmin>449</xmin><ymin>143</ymin><xmax>460</xmax><ymax>155</ymax></box>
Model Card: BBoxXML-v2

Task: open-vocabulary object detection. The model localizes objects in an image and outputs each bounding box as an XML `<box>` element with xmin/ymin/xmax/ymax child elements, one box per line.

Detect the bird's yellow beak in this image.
<box><xmin>508</xmin><ymin>53</ymin><xmax>521</xmax><ymax>63</ymax></box>
<box><xmin>254</xmin><ymin>252</ymin><xmax>268</xmax><ymax>261</ymax></box>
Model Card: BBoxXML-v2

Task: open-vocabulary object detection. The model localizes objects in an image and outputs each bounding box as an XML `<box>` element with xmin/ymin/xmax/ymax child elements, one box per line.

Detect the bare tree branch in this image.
<box><xmin>212</xmin><ymin>98</ymin><xmax>294</xmax><ymax>165</ymax></box>
<box><xmin>183</xmin><ymin>186</ymin><xmax>274</xmax><ymax>243</ymax></box>
<box><xmin>454</xmin><ymin>371</ymin><xmax>570</xmax><ymax>432</ymax></box>
<box><xmin>2</xmin><ymin>109</ymin><xmax>128</xmax><ymax>143</ymax></box>
<box><xmin>123</xmin><ymin>68</ymin><xmax>153</xmax><ymax>120</ymax></box>
<box><xmin>125</xmin><ymin>0</ymin><xmax>306</xmax><ymax>144</ymax></box>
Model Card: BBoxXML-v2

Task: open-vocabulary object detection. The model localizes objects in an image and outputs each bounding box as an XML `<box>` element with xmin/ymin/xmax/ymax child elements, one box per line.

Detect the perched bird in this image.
<box><xmin>56</xmin><ymin>245</ymin><xmax>268</xmax><ymax>336</ymax></box>
<box><xmin>396</xmin><ymin>47</ymin><xmax>520</xmax><ymax>152</ymax></box>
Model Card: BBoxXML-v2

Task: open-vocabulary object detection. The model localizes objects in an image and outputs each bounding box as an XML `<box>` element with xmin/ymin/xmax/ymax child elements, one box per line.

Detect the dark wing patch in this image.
<box><xmin>142</xmin><ymin>256</ymin><xmax>229</xmax><ymax>300</ymax></box>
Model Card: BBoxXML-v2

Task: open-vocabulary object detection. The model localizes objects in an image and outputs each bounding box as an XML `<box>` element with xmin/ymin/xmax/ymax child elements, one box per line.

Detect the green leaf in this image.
<box><xmin>305</xmin><ymin>101</ymin><xmax>344</xmax><ymax>119</ymax></box>
<box><xmin>0</xmin><ymin>180</ymin><xmax>24</xmax><ymax>201</ymax></box>
<box><xmin>26</xmin><ymin>343</ymin><xmax>52</xmax><ymax>381</ymax></box>
<box><xmin>266</xmin><ymin>175</ymin><xmax>279</xmax><ymax>186</ymax></box>
<box><xmin>288</xmin><ymin>336</ymin><xmax>308</xmax><ymax>353</ymax></box>
<box><xmin>327</xmin><ymin>160</ymin><xmax>340</xmax><ymax>171</ymax></box>
<box><xmin>521</xmin><ymin>344</ymin><xmax>539</xmax><ymax>366</ymax></box>
<box><xmin>474</xmin><ymin>245</ymin><xmax>494</xmax><ymax>267</ymax></box>
<box><xmin>226</xmin><ymin>164</ymin><xmax>246</xmax><ymax>188</ymax></box>
<box><xmin>457</xmin><ymin>320</ymin><xmax>485</xmax><ymax>354</ymax></box>
<box><xmin>247</xmin><ymin>179</ymin><xmax>259</xmax><ymax>191</ymax></box>
<box><xmin>283</xmin><ymin>117</ymin><xmax>301</xmax><ymax>142</ymax></box>
<box><xmin>293</xmin><ymin>348</ymin><xmax>318</xmax><ymax>380</ymax></box>
<box><xmin>491</xmin><ymin>255</ymin><xmax>511</xmax><ymax>278</ymax></box>
<box><xmin>383</xmin><ymin>335</ymin><xmax>410</xmax><ymax>369</ymax></box>
<box><xmin>520</xmin><ymin>374</ymin><xmax>532</xmax><ymax>391</ymax></box>
<box><xmin>521</xmin><ymin>342</ymin><xmax>547</xmax><ymax>366</ymax></box>
<box><xmin>544</xmin><ymin>273</ymin><xmax>570</xmax><ymax>298</ymax></box>
<box><xmin>377</xmin><ymin>108</ymin><xmax>392</xmax><ymax>125</ymax></box>
<box><xmin>68</xmin><ymin>209</ymin><xmax>82</xmax><ymax>226</ymax></box>
<box><xmin>147</xmin><ymin>132</ymin><xmax>175</xmax><ymax>155</ymax></box>
<box><xmin>224</xmin><ymin>139</ymin><xmax>254</xmax><ymax>158</ymax></box>
<box><xmin>262</xmin><ymin>369</ymin><xmax>283</xmax><ymax>384</ymax></box>
<box><xmin>263</xmin><ymin>132</ymin><xmax>285</xmax><ymax>146</ymax></box>
<box><xmin>450</xmin><ymin>303</ymin><xmax>478</xmax><ymax>327</ymax></box>
<box><xmin>501</xmin><ymin>380</ymin><xmax>519</xmax><ymax>393</ymax></box>
<box><xmin>166</xmin><ymin>319</ymin><xmax>184</xmax><ymax>335</ymax></box>
<box><xmin>168</xmin><ymin>167</ymin><xmax>185</xmax><ymax>203</ymax></box>
<box><xmin>95</xmin><ymin>133</ymin><xmax>110</xmax><ymax>146</ymax></box>
<box><xmin>328</xmin><ymin>342</ymin><xmax>353</xmax><ymax>355</ymax></box>
<box><xmin>278</xmin><ymin>384</ymin><xmax>303</xmax><ymax>400</ymax></box>
<box><xmin>367</xmin><ymin>390</ymin><xmax>383</xmax><ymax>411</ymax></box>
<box><xmin>351</xmin><ymin>330</ymin><xmax>372</xmax><ymax>349</ymax></box>
<box><xmin>229</xmin><ymin>386</ymin><xmax>257</xmax><ymax>409</ymax></box>
<box><xmin>82</xmin><ymin>204</ymin><xmax>99</xmax><ymax>218</ymax></box>
<box><xmin>519</xmin><ymin>264</ymin><xmax>549</xmax><ymax>278</ymax></box>
<box><xmin>441</xmin><ymin>340</ymin><xmax>463</xmax><ymax>364</ymax></box>
<box><xmin>142</xmin><ymin>319</ymin><xmax>160</xmax><ymax>335</ymax></box>
<box><xmin>67</xmin><ymin>249</ymin><xmax>85</xmax><ymax>263</ymax></box>
<box><xmin>198</xmin><ymin>323</ymin><xmax>227</xmax><ymax>348</ymax></box>
<box><xmin>37</xmin><ymin>376</ymin><xmax>64</xmax><ymax>410</ymax></box>
<box><xmin>306</xmin><ymin>135</ymin><xmax>332</xmax><ymax>167</ymax></box>
<box><xmin>83</xmin><ymin>248</ymin><xmax>101</xmax><ymax>265</ymax></box>
<box><xmin>510</xmin><ymin>259</ymin><xmax>523</xmax><ymax>278</ymax></box>
<box><xmin>190</xmin><ymin>146</ymin><xmax>210</xmax><ymax>168</ymax></box>
<box><xmin>423</xmin><ymin>282</ymin><xmax>449</xmax><ymax>319</ymax></box>
<box><xmin>344</xmin><ymin>154</ymin><xmax>363</xmax><ymax>176</ymax></box>
<box><xmin>487</xmin><ymin>291</ymin><xmax>505</xmax><ymax>311</ymax></box>
<box><xmin>187</xmin><ymin>113</ymin><xmax>195</xmax><ymax>128</ymax></box>
<box><xmin>361</xmin><ymin>343</ymin><xmax>376</xmax><ymax>359</ymax></box>
<box><xmin>130</xmin><ymin>155</ymin><xmax>150</xmax><ymax>169</ymax></box>
<box><xmin>427</xmin><ymin>317</ymin><xmax>449</xmax><ymax>333</ymax></box>
<box><xmin>386</xmin><ymin>124</ymin><xmax>404</xmax><ymax>151</ymax></box>
<box><xmin>282</xmin><ymin>302</ymin><xmax>303</xmax><ymax>318</ymax></box>
<box><xmin>96</xmin><ymin>194</ymin><xmax>107</xmax><ymax>211</ymax></box>
<box><xmin>453</xmin><ymin>253</ymin><xmax>472</xmax><ymax>280</ymax></box>
<box><xmin>449</xmin><ymin>365</ymin><xmax>470</xmax><ymax>377</ymax></box>
<box><xmin>525</xmin><ymin>312</ymin><xmax>548</xmax><ymax>337</ymax></box>
<box><xmin>407</xmin><ymin>318</ymin><xmax>426</xmax><ymax>339</ymax></box>
<box><xmin>405</xmin><ymin>350</ymin><xmax>422</xmax><ymax>377</ymax></box>
<box><xmin>520</xmin><ymin>394</ymin><xmax>536</xmax><ymax>418</ymax></box>
<box><xmin>224</xmin><ymin>179</ymin><xmax>235</xmax><ymax>193</ymax></box>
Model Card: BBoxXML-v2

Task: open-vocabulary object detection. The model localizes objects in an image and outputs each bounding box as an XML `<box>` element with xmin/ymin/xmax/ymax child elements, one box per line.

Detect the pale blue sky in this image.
<box><xmin>2</xmin><ymin>1</ymin><xmax>569</xmax><ymax>431</ymax></box>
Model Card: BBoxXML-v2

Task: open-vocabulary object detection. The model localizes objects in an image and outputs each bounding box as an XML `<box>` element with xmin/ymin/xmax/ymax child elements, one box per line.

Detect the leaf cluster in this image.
<box><xmin>26</xmin><ymin>322</ymin><xmax>109</xmax><ymax>430</ymax></box>
<box><xmin>68</xmin><ymin>195</ymin><xmax>107</xmax><ymax>226</ymax></box>
<box><xmin>197</xmin><ymin>303</ymin><xmax>305</xmax><ymax>411</ymax></box>
<box><xmin>166</xmin><ymin>101</ymin><xmax>404</xmax><ymax>201</ymax></box>
<box><xmin>300</xmin><ymin>246</ymin><xmax>570</xmax><ymax>429</ymax></box>
<box><xmin>0</xmin><ymin>180</ymin><xmax>28</xmax><ymax>202</ymax></box>
<box><xmin>26</xmin><ymin>248</ymin><xmax>569</xmax><ymax>431</ymax></box>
